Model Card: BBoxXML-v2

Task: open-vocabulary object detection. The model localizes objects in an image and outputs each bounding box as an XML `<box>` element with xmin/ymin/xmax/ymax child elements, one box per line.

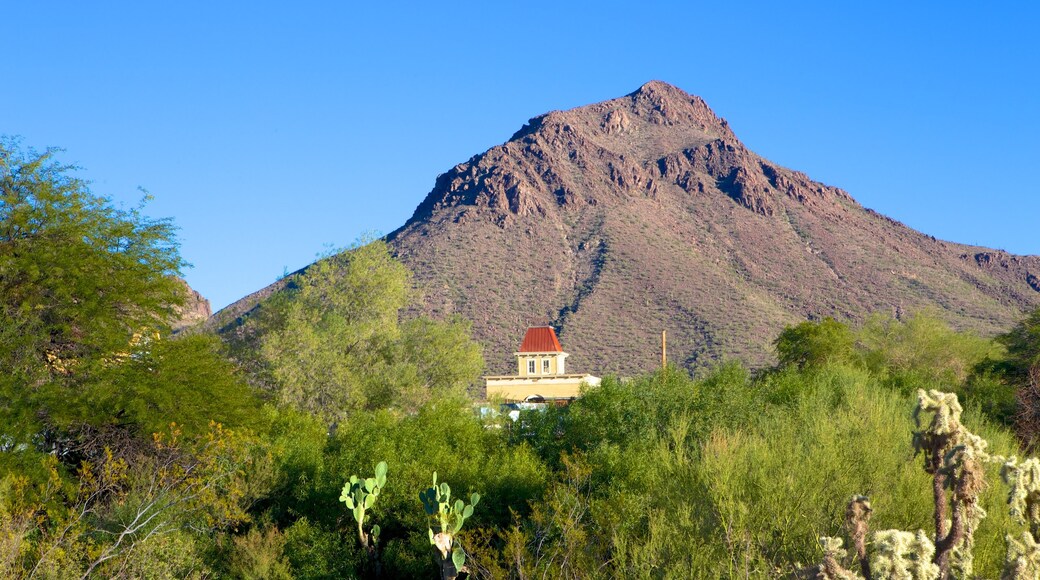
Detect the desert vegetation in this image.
<box><xmin>5</xmin><ymin>138</ymin><xmax>1040</xmax><ymax>578</ymax></box>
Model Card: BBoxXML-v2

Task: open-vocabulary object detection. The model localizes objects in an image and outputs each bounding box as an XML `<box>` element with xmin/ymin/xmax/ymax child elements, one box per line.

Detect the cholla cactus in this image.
<box><xmin>806</xmin><ymin>497</ymin><xmax>871</xmax><ymax>579</ymax></box>
<box><xmin>419</xmin><ymin>472</ymin><xmax>480</xmax><ymax>580</ymax></box>
<box><xmin>847</xmin><ymin>495</ymin><xmax>873</xmax><ymax>578</ymax></box>
<box><xmin>808</xmin><ymin>391</ymin><xmax>1040</xmax><ymax>580</ymax></box>
<box><xmin>1002</xmin><ymin>531</ymin><xmax>1040</xmax><ymax>580</ymax></box>
<box><xmin>871</xmin><ymin>529</ymin><xmax>940</xmax><ymax>580</ymax></box>
<box><xmin>912</xmin><ymin>389</ymin><xmax>992</xmax><ymax>578</ymax></box>
<box><xmin>1001</xmin><ymin>457</ymin><xmax>1040</xmax><ymax>578</ymax></box>
<box><xmin>1002</xmin><ymin>457</ymin><xmax>1040</xmax><ymax>536</ymax></box>
<box><xmin>816</xmin><ymin>536</ymin><xmax>860</xmax><ymax>580</ymax></box>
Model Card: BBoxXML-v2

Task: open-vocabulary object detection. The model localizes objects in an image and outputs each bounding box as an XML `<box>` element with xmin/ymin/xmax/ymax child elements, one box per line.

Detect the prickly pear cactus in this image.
<box><xmin>419</xmin><ymin>471</ymin><xmax>481</xmax><ymax>579</ymax></box>
<box><xmin>340</xmin><ymin>461</ymin><xmax>388</xmax><ymax>548</ymax></box>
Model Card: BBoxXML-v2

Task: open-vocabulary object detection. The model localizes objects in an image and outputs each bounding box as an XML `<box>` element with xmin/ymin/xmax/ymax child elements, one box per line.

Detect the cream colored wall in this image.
<box><xmin>486</xmin><ymin>376</ymin><xmax>596</xmax><ymax>401</ymax></box>
<box><xmin>516</xmin><ymin>353</ymin><xmax>567</xmax><ymax>376</ymax></box>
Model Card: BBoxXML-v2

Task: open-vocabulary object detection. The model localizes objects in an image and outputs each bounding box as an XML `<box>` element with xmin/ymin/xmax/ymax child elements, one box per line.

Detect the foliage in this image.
<box><xmin>997</xmin><ymin>308</ymin><xmax>1040</xmax><ymax>382</ymax></box>
<box><xmin>0</xmin><ymin>421</ymin><xmax>272</xmax><ymax>577</ymax></box>
<box><xmin>223</xmin><ymin>524</ymin><xmax>293</xmax><ymax>580</ymax></box>
<box><xmin>79</xmin><ymin>333</ymin><xmax>259</xmax><ymax>437</ymax></box>
<box><xmin>256</xmin><ymin>240</ymin><xmax>484</xmax><ymax>419</ymax></box>
<box><xmin>260</xmin><ymin>398</ymin><xmax>546</xmax><ymax>578</ymax></box>
<box><xmin>0</xmin><ymin>138</ymin><xmax>185</xmax><ymax>442</ymax></box>
<box><xmin>994</xmin><ymin>308</ymin><xmax>1040</xmax><ymax>446</ymax></box>
<box><xmin>774</xmin><ymin>312</ymin><xmax>1009</xmax><ymax>426</ymax></box>
<box><xmin>775</xmin><ymin>317</ymin><xmax>855</xmax><ymax>369</ymax></box>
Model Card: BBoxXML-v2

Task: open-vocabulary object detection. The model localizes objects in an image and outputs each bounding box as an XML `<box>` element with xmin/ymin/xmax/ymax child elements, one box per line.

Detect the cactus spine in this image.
<box><xmin>419</xmin><ymin>472</ymin><xmax>480</xmax><ymax>580</ymax></box>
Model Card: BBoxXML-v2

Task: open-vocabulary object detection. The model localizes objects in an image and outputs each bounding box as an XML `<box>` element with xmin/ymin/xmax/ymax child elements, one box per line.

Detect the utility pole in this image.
<box><xmin>661</xmin><ymin>330</ymin><xmax>667</xmax><ymax>370</ymax></box>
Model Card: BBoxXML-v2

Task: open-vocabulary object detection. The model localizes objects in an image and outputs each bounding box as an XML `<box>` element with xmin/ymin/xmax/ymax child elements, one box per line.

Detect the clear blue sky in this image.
<box><xmin>5</xmin><ymin>2</ymin><xmax>1038</xmax><ymax>310</ymax></box>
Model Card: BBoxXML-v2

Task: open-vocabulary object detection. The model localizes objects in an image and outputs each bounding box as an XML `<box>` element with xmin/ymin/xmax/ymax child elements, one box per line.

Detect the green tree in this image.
<box><xmin>81</xmin><ymin>334</ymin><xmax>259</xmax><ymax>437</ymax></box>
<box><xmin>0</xmin><ymin>139</ymin><xmax>185</xmax><ymax>442</ymax></box>
<box><xmin>774</xmin><ymin>317</ymin><xmax>856</xmax><ymax>369</ymax></box>
<box><xmin>997</xmin><ymin>308</ymin><xmax>1040</xmax><ymax>383</ymax></box>
<box><xmin>259</xmin><ymin>241</ymin><xmax>409</xmax><ymax>415</ymax></box>
<box><xmin>257</xmin><ymin>240</ymin><xmax>483</xmax><ymax>418</ymax></box>
<box><xmin>996</xmin><ymin>308</ymin><xmax>1040</xmax><ymax>444</ymax></box>
<box><xmin>857</xmin><ymin>311</ymin><xmax>1000</xmax><ymax>393</ymax></box>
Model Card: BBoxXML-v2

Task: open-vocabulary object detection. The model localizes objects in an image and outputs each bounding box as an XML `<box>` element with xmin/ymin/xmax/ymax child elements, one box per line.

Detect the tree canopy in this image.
<box><xmin>0</xmin><ymin>139</ymin><xmax>258</xmax><ymax>447</ymax></box>
<box><xmin>0</xmin><ymin>140</ymin><xmax>191</xmax><ymax>439</ymax></box>
<box><xmin>256</xmin><ymin>239</ymin><xmax>483</xmax><ymax>419</ymax></box>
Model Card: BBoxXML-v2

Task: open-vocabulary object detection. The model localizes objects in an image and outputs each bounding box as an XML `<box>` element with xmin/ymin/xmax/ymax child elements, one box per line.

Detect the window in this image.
<box><xmin>542</xmin><ymin>359</ymin><xmax>551</xmax><ymax>374</ymax></box>
<box><xmin>528</xmin><ymin>360</ymin><xmax>536</xmax><ymax>374</ymax></box>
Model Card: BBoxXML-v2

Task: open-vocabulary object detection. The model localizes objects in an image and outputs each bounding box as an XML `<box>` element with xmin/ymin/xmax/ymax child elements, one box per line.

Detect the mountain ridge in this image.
<box><xmin>219</xmin><ymin>81</ymin><xmax>1040</xmax><ymax>376</ymax></box>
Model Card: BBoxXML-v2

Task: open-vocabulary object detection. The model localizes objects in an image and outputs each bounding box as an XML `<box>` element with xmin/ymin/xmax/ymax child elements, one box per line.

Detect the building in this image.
<box><xmin>484</xmin><ymin>326</ymin><xmax>601</xmax><ymax>401</ymax></box>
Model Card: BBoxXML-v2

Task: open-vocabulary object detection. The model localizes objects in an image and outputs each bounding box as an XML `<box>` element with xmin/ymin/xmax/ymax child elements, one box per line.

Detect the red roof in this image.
<box><xmin>519</xmin><ymin>326</ymin><xmax>563</xmax><ymax>353</ymax></box>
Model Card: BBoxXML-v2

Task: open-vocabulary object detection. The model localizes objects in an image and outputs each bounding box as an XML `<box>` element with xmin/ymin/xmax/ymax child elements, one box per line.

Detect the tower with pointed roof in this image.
<box><xmin>485</xmin><ymin>326</ymin><xmax>600</xmax><ymax>402</ymax></box>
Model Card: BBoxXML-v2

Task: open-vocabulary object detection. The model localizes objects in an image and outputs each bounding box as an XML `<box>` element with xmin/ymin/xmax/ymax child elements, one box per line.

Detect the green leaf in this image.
<box><xmin>452</xmin><ymin>547</ymin><xmax>466</xmax><ymax>571</ymax></box>
<box><xmin>364</xmin><ymin>493</ymin><xmax>375</xmax><ymax>508</ymax></box>
<box><xmin>428</xmin><ymin>527</ymin><xmax>435</xmax><ymax>545</ymax></box>
<box><xmin>462</xmin><ymin>504</ymin><xmax>473</xmax><ymax>519</ymax></box>
<box><xmin>375</xmin><ymin>461</ymin><xmax>387</xmax><ymax>478</ymax></box>
<box><xmin>471</xmin><ymin>492</ymin><xmax>480</xmax><ymax>506</ymax></box>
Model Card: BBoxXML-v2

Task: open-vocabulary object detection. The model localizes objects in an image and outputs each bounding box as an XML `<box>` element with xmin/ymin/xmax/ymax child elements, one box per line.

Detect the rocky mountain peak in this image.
<box><xmin>403</xmin><ymin>81</ymin><xmax>853</xmax><ymax>229</ymax></box>
<box><xmin>623</xmin><ymin>80</ymin><xmax>733</xmax><ymax>137</ymax></box>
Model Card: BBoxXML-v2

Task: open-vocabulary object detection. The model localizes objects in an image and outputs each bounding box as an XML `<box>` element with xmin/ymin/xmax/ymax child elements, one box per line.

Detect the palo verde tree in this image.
<box><xmin>257</xmin><ymin>239</ymin><xmax>483</xmax><ymax>419</ymax></box>
<box><xmin>775</xmin><ymin>317</ymin><xmax>856</xmax><ymax>370</ymax></box>
<box><xmin>0</xmin><ymin>139</ymin><xmax>186</xmax><ymax>445</ymax></box>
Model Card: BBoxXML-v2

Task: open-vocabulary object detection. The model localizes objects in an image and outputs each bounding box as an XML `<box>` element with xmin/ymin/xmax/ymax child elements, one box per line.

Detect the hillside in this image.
<box><xmin>220</xmin><ymin>81</ymin><xmax>1040</xmax><ymax>376</ymax></box>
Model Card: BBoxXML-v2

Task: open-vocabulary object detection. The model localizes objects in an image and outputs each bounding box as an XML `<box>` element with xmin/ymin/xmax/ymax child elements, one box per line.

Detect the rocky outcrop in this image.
<box><xmin>171</xmin><ymin>279</ymin><xmax>212</xmax><ymax>332</ymax></box>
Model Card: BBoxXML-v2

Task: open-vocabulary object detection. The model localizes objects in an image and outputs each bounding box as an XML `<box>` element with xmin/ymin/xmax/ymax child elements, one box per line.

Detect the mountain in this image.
<box><xmin>220</xmin><ymin>81</ymin><xmax>1040</xmax><ymax>376</ymax></box>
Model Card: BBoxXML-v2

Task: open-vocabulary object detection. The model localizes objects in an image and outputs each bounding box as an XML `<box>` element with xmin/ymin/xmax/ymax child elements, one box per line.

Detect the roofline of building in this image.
<box><xmin>483</xmin><ymin>373</ymin><xmax>599</xmax><ymax>380</ymax></box>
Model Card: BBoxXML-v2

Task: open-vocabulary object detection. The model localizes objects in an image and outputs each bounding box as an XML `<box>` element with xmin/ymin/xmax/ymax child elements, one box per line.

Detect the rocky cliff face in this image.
<box><xmin>220</xmin><ymin>81</ymin><xmax>1040</xmax><ymax>376</ymax></box>
<box><xmin>171</xmin><ymin>278</ymin><xmax>212</xmax><ymax>332</ymax></box>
